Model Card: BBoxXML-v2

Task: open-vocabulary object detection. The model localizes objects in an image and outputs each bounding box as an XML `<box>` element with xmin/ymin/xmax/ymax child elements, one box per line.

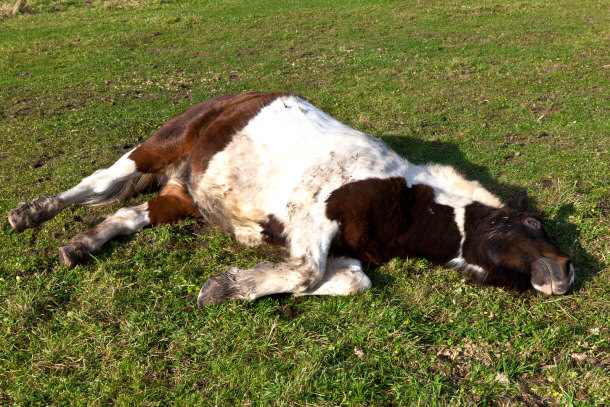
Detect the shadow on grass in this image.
<box><xmin>364</xmin><ymin>263</ymin><xmax>396</xmax><ymax>291</ymax></box>
<box><xmin>551</xmin><ymin>203</ymin><xmax>602</xmax><ymax>291</ymax></box>
<box><xmin>382</xmin><ymin>135</ymin><xmax>517</xmax><ymax>197</ymax></box>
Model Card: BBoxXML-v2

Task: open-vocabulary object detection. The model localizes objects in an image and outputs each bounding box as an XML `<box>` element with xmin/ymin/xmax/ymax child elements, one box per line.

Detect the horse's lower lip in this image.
<box><xmin>532</xmin><ymin>282</ymin><xmax>570</xmax><ymax>295</ymax></box>
<box><xmin>553</xmin><ymin>286</ymin><xmax>568</xmax><ymax>295</ymax></box>
<box><xmin>551</xmin><ymin>280</ymin><xmax>572</xmax><ymax>295</ymax></box>
<box><xmin>532</xmin><ymin>282</ymin><xmax>553</xmax><ymax>295</ymax></box>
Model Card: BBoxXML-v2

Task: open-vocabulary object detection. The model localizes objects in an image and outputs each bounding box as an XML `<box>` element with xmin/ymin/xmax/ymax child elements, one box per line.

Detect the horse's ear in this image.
<box><xmin>506</xmin><ymin>190</ymin><xmax>529</xmax><ymax>212</ymax></box>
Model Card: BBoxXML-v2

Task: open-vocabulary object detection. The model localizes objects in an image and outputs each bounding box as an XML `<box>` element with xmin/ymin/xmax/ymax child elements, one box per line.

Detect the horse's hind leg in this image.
<box><xmin>59</xmin><ymin>202</ymin><xmax>149</xmax><ymax>268</ymax></box>
<box><xmin>8</xmin><ymin>149</ymin><xmax>143</xmax><ymax>232</ymax></box>
<box><xmin>59</xmin><ymin>179</ymin><xmax>200</xmax><ymax>268</ymax></box>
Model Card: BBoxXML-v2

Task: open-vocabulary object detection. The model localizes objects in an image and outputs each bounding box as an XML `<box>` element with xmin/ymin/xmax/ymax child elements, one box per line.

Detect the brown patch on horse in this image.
<box><xmin>129</xmin><ymin>92</ymin><xmax>290</xmax><ymax>175</ymax></box>
<box><xmin>326</xmin><ymin>178</ymin><xmax>461</xmax><ymax>265</ymax></box>
<box><xmin>260</xmin><ymin>214</ymin><xmax>286</xmax><ymax>245</ymax></box>
<box><xmin>398</xmin><ymin>184</ymin><xmax>461</xmax><ymax>264</ymax></box>
<box><xmin>148</xmin><ymin>181</ymin><xmax>201</xmax><ymax>225</ymax></box>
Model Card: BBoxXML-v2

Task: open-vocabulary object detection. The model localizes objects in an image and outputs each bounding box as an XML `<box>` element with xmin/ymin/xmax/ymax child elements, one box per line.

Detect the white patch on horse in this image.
<box><xmin>446</xmin><ymin>257</ymin><xmax>485</xmax><ymax>276</ymax></box>
<box><xmin>424</xmin><ymin>164</ymin><xmax>502</xmax><ymax>209</ymax></box>
<box><xmin>444</xmin><ymin>204</ymin><xmax>486</xmax><ymax>275</ymax></box>
<box><xmin>59</xmin><ymin>149</ymin><xmax>141</xmax><ymax>206</ymax></box>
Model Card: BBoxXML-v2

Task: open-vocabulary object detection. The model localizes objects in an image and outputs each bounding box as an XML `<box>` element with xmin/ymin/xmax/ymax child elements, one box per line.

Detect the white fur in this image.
<box><xmin>191</xmin><ymin>95</ymin><xmax>498</xmax><ymax>294</ymax></box>
<box><xmin>58</xmin><ymin>149</ymin><xmax>141</xmax><ymax>205</ymax></box>
<box><xmin>92</xmin><ymin>204</ymin><xmax>150</xmax><ymax>249</ymax></box>
<box><xmin>446</xmin><ymin>257</ymin><xmax>485</xmax><ymax>276</ymax></box>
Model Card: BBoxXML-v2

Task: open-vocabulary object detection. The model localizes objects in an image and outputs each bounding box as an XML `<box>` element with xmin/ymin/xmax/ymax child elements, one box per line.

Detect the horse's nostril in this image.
<box><xmin>564</xmin><ymin>260</ymin><xmax>574</xmax><ymax>275</ymax></box>
<box><xmin>566</xmin><ymin>260</ymin><xmax>575</xmax><ymax>286</ymax></box>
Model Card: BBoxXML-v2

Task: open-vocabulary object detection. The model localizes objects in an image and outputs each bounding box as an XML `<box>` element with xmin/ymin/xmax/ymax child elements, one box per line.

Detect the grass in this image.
<box><xmin>1</xmin><ymin>0</ymin><xmax>609</xmax><ymax>405</ymax></box>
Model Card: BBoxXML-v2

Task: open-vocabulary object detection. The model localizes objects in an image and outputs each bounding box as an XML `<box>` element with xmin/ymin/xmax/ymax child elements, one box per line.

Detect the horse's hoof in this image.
<box><xmin>58</xmin><ymin>243</ymin><xmax>91</xmax><ymax>268</ymax></box>
<box><xmin>8</xmin><ymin>196</ymin><xmax>62</xmax><ymax>232</ymax></box>
<box><xmin>197</xmin><ymin>273</ymin><xmax>239</xmax><ymax>307</ymax></box>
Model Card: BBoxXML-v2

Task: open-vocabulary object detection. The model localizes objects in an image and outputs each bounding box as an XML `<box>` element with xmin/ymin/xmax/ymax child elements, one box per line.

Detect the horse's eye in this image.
<box><xmin>524</xmin><ymin>217</ymin><xmax>541</xmax><ymax>229</ymax></box>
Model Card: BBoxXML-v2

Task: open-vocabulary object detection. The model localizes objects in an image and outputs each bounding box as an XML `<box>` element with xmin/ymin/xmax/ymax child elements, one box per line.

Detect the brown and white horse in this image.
<box><xmin>8</xmin><ymin>92</ymin><xmax>574</xmax><ymax>306</ymax></box>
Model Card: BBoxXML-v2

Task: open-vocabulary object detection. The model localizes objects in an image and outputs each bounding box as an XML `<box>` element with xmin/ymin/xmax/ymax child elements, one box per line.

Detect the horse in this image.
<box><xmin>8</xmin><ymin>92</ymin><xmax>574</xmax><ymax>307</ymax></box>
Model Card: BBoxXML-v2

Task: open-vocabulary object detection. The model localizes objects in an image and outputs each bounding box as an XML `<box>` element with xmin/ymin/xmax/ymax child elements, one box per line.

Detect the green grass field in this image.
<box><xmin>1</xmin><ymin>0</ymin><xmax>608</xmax><ymax>405</ymax></box>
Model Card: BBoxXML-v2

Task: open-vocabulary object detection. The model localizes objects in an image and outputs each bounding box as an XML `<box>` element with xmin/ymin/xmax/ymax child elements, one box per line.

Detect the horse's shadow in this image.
<box><xmin>550</xmin><ymin>203</ymin><xmax>600</xmax><ymax>291</ymax></box>
<box><xmin>381</xmin><ymin>135</ymin><xmax>602</xmax><ymax>291</ymax></box>
<box><xmin>382</xmin><ymin>135</ymin><xmax>513</xmax><ymax>196</ymax></box>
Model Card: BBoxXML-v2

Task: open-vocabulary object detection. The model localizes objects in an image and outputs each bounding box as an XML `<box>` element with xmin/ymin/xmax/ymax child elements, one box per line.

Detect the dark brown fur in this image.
<box><xmin>148</xmin><ymin>182</ymin><xmax>201</xmax><ymax>225</ymax></box>
<box><xmin>260</xmin><ymin>214</ymin><xmax>286</xmax><ymax>245</ymax></box>
<box><xmin>462</xmin><ymin>202</ymin><xmax>571</xmax><ymax>290</ymax></box>
<box><xmin>326</xmin><ymin>178</ymin><xmax>461</xmax><ymax>265</ymax></box>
